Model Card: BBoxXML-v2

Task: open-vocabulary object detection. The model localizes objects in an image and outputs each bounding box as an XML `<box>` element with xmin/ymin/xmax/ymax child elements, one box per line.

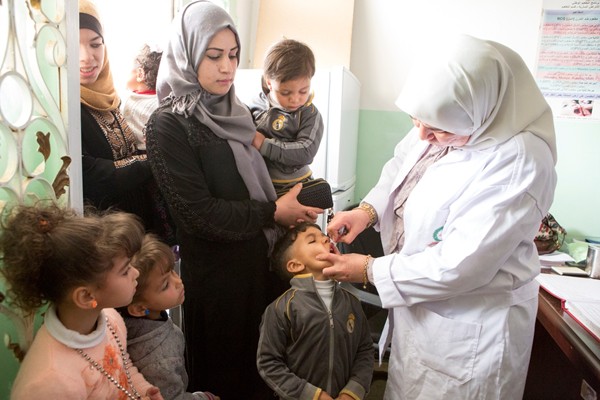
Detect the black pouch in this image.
<box><xmin>276</xmin><ymin>178</ymin><xmax>334</xmax><ymax>209</ymax></box>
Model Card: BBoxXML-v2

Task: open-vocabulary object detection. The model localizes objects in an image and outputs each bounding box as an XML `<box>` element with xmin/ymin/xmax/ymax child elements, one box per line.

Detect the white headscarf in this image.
<box><xmin>156</xmin><ymin>1</ymin><xmax>278</xmax><ymax>248</ymax></box>
<box><xmin>396</xmin><ymin>34</ymin><xmax>557</xmax><ymax>164</ymax></box>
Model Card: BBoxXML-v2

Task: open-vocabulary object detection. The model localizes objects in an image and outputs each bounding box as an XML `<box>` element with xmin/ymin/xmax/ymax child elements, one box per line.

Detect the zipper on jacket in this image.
<box><xmin>312</xmin><ymin>277</ymin><xmax>337</xmax><ymax>394</ymax></box>
<box><xmin>327</xmin><ymin>301</ymin><xmax>335</xmax><ymax>393</ymax></box>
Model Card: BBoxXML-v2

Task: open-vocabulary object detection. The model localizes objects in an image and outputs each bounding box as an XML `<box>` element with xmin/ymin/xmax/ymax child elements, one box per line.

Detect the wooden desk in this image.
<box><xmin>524</xmin><ymin>287</ymin><xmax>600</xmax><ymax>399</ymax></box>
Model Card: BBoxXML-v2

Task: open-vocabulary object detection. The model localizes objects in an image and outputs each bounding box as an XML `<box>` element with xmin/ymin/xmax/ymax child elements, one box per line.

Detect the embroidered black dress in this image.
<box><xmin>146</xmin><ymin>101</ymin><xmax>288</xmax><ymax>399</ymax></box>
<box><xmin>81</xmin><ymin>104</ymin><xmax>174</xmax><ymax>243</ymax></box>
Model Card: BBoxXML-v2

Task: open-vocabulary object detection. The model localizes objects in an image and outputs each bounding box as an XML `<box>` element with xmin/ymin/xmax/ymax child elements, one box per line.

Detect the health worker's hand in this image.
<box><xmin>326</xmin><ymin>208</ymin><xmax>370</xmax><ymax>244</ymax></box>
<box><xmin>318</xmin><ymin>252</ymin><xmax>367</xmax><ymax>283</ymax></box>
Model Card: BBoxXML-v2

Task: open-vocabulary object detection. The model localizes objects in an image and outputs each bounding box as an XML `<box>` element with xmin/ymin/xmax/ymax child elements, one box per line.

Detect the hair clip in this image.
<box><xmin>38</xmin><ymin>217</ymin><xmax>51</xmax><ymax>233</ymax></box>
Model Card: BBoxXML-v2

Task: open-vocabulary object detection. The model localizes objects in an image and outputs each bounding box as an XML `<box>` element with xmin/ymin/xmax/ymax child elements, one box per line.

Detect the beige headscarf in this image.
<box><xmin>79</xmin><ymin>0</ymin><xmax>120</xmax><ymax>111</ymax></box>
<box><xmin>396</xmin><ymin>34</ymin><xmax>557</xmax><ymax>164</ymax></box>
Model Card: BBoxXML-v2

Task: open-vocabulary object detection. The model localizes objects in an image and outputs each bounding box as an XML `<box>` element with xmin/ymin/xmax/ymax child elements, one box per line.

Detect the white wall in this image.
<box><xmin>350</xmin><ymin>0</ymin><xmax>544</xmax><ymax>111</ymax></box>
<box><xmin>249</xmin><ymin>0</ymin><xmax>354</xmax><ymax>69</ymax></box>
<box><xmin>98</xmin><ymin>0</ymin><xmax>231</xmax><ymax>93</ymax></box>
<box><xmin>96</xmin><ymin>0</ymin><xmax>175</xmax><ymax>95</ymax></box>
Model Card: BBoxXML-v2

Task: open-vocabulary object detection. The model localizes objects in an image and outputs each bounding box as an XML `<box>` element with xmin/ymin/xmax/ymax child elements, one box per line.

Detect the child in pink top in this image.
<box><xmin>0</xmin><ymin>204</ymin><xmax>163</xmax><ymax>400</ymax></box>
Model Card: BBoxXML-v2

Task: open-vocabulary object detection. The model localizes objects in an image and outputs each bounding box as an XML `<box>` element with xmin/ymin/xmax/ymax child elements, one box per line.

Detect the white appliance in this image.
<box><xmin>234</xmin><ymin>66</ymin><xmax>361</xmax><ymax>229</ymax></box>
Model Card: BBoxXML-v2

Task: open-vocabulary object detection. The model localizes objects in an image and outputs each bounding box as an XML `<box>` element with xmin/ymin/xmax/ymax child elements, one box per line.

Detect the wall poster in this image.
<box><xmin>537</xmin><ymin>0</ymin><xmax>600</xmax><ymax>120</ymax></box>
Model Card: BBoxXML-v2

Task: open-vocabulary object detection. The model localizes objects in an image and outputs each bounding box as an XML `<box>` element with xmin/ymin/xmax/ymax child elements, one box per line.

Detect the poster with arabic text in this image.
<box><xmin>537</xmin><ymin>0</ymin><xmax>600</xmax><ymax>119</ymax></box>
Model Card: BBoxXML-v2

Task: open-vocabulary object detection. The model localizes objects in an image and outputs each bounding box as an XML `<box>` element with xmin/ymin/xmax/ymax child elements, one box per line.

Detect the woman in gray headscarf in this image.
<box><xmin>145</xmin><ymin>2</ymin><xmax>322</xmax><ymax>399</ymax></box>
<box><xmin>321</xmin><ymin>34</ymin><xmax>557</xmax><ymax>399</ymax></box>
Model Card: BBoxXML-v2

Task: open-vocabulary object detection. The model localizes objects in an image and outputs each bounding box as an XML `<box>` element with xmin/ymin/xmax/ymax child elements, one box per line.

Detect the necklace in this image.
<box><xmin>76</xmin><ymin>318</ymin><xmax>142</xmax><ymax>400</ymax></box>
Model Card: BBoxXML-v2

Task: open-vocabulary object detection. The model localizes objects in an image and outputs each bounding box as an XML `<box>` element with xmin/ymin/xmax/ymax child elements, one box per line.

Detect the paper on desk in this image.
<box><xmin>536</xmin><ymin>274</ymin><xmax>600</xmax><ymax>341</ymax></box>
<box><xmin>564</xmin><ymin>300</ymin><xmax>600</xmax><ymax>341</ymax></box>
<box><xmin>539</xmin><ymin>251</ymin><xmax>575</xmax><ymax>263</ymax></box>
<box><xmin>536</xmin><ymin>274</ymin><xmax>600</xmax><ymax>301</ymax></box>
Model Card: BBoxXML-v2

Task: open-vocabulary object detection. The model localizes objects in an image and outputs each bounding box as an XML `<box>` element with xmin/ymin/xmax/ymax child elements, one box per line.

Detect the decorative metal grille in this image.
<box><xmin>0</xmin><ymin>0</ymin><xmax>71</xmax><ymax>208</ymax></box>
<box><xmin>0</xmin><ymin>0</ymin><xmax>78</xmax><ymax>389</ymax></box>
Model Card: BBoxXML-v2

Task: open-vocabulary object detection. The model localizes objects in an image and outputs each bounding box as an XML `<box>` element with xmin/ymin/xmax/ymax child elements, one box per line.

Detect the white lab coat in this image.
<box><xmin>365</xmin><ymin>128</ymin><xmax>556</xmax><ymax>399</ymax></box>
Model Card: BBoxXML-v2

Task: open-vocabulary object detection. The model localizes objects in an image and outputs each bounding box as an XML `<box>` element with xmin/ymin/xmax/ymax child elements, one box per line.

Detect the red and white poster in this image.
<box><xmin>537</xmin><ymin>0</ymin><xmax>600</xmax><ymax>119</ymax></box>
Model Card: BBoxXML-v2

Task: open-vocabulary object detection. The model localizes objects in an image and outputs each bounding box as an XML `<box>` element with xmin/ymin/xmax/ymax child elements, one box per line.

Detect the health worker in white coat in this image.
<box><xmin>320</xmin><ymin>34</ymin><xmax>557</xmax><ymax>399</ymax></box>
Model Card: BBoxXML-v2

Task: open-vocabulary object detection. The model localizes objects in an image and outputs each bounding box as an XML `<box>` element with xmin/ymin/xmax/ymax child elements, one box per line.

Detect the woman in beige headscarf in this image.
<box><xmin>322</xmin><ymin>34</ymin><xmax>557</xmax><ymax>399</ymax></box>
<box><xmin>79</xmin><ymin>0</ymin><xmax>173</xmax><ymax>243</ymax></box>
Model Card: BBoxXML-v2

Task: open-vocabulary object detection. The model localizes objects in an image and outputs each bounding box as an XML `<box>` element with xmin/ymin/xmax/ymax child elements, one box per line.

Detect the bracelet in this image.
<box><xmin>355</xmin><ymin>202</ymin><xmax>377</xmax><ymax>229</ymax></box>
<box><xmin>362</xmin><ymin>255</ymin><xmax>371</xmax><ymax>289</ymax></box>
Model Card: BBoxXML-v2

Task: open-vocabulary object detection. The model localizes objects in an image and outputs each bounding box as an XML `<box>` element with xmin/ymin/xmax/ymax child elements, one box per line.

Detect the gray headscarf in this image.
<box><xmin>156</xmin><ymin>1</ymin><xmax>278</xmax><ymax>248</ymax></box>
<box><xmin>396</xmin><ymin>34</ymin><xmax>557</xmax><ymax>164</ymax></box>
<box><xmin>157</xmin><ymin>1</ymin><xmax>277</xmax><ymax>202</ymax></box>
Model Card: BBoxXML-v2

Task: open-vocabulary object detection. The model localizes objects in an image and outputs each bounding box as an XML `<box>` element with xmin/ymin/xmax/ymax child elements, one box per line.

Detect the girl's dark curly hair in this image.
<box><xmin>0</xmin><ymin>204</ymin><xmax>144</xmax><ymax>314</ymax></box>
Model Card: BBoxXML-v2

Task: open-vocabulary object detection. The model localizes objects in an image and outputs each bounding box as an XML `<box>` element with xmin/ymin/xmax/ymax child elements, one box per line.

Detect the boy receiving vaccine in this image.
<box><xmin>257</xmin><ymin>222</ymin><xmax>373</xmax><ymax>400</ymax></box>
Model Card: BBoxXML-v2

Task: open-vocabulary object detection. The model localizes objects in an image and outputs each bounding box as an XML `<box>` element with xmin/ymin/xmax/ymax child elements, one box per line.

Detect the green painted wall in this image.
<box><xmin>354</xmin><ymin>109</ymin><xmax>412</xmax><ymax>202</ymax></box>
<box><xmin>0</xmin><ymin>311</ymin><xmax>20</xmax><ymax>398</ymax></box>
<box><xmin>551</xmin><ymin>119</ymin><xmax>600</xmax><ymax>241</ymax></box>
<box><xmin>353</xmin><ymin>110</ymin><xmax>600</xmax><ymax>243</ymax></box>
<box><xmin>0</xmin><ymin>311</ymin><xmax>44</xmax><ymax>399</ymax></box>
